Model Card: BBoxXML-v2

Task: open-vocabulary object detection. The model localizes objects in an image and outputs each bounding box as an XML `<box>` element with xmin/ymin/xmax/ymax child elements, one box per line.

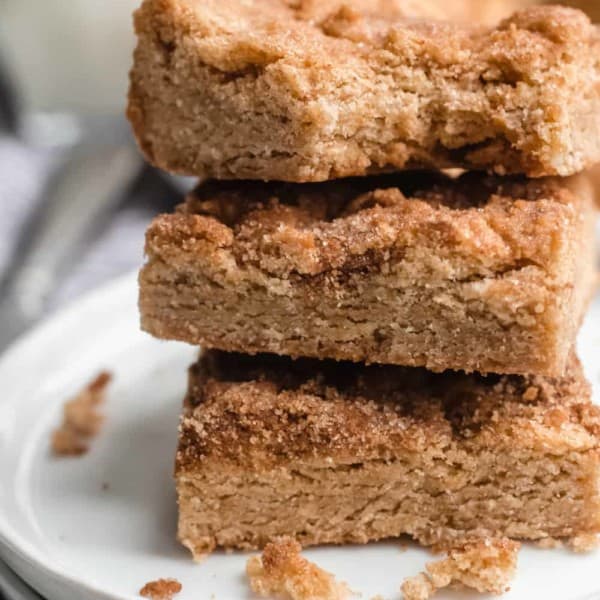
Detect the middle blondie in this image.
<box><xmin>140</xmin><ymin>171</ymin><xmax>596</xmax><ymax>376</ymax></box>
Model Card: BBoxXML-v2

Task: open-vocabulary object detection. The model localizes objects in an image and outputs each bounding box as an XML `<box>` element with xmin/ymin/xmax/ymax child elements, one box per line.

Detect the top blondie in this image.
<box><xmin>128</xmin><ymin>0</ymin><xmax>600</xmax><ymax>182</ymax></box>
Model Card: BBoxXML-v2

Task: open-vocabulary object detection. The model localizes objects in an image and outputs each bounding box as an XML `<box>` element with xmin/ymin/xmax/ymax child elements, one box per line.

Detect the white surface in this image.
<box><xmin>0</xmin><ymin>0</ymin><xmax>139</xmax><ymax>113</ymax></box>
<box><xmin>0</xmin><ymin>273</ymin><xmax>598</xmax><ymax>600</ymax></box>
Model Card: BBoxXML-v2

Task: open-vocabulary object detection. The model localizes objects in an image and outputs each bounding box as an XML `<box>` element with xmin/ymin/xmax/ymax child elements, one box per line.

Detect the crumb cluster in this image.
<box><xmin>51</xmin><ymin>371</ymin><xmax>112</xmax><ymax>456</ymax></box>
<box><xmin>401</xmin><ymin>538</ymin><xmax>520</xmax><ymax>599</ymax></box>
<box><xmin>247</xmin><ymin>537</ymin><xmax>351</xmax><ymax>600</ymax></box>
<box><xmin>139</xmin><ymin>578</ymin><xmax>182</xmax><ymax>600</ymax></box>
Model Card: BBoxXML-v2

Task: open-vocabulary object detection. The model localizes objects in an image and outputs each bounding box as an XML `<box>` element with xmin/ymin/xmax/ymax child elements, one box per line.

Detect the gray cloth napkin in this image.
<box><xmin>0</xmin><ymin>134</ymin><xmax>181</xmax><ymax>312</ymax></box>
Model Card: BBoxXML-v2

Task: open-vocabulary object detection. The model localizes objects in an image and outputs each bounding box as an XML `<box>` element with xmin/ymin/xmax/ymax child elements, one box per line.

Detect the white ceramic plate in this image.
<box><xmin>0</xmin><ymin>273</ymin><xmax>599</xmax><ymax>600</ymax></box>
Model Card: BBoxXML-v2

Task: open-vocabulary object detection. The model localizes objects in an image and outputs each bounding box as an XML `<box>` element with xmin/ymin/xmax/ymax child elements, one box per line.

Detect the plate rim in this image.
<box><xmin>0</xmin><ymin>272</ymin><xmax>139</xmax><ymax>599</ymax></box>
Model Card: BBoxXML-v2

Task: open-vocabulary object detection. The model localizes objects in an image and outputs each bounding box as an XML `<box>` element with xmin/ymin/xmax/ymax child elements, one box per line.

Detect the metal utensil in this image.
<box><xmin>0</xmin><ymin>138</ymin><xmax>142</xmax><ymax>351</ymax></box>
<box><xmin>0</xmin><ymin>40</ymin><xmax>145</xmax><ymax>352</ymax></box>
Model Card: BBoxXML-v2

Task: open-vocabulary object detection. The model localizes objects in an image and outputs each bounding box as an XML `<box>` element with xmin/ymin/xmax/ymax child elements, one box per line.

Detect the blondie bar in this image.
<box><xmin>176</xmin><ymin>350</ymin><xmax>600</xmax><ymax>558</ymax></box>
<box><xmin>128</xmin><ymin>1</ymin><xmax>600</xmax><ymax>181</ymax></box>
<box><xmin>140</xmin><ymin>172</ymin><xmax>596</xmax><ymax>376</ymax></box>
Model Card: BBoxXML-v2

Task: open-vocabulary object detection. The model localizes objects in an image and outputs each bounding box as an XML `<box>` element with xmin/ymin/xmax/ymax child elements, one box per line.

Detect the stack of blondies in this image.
<box><xmin>129</xmin><ymin>0</ymin><xmax>600</xmax><ymax>562</ymax></box>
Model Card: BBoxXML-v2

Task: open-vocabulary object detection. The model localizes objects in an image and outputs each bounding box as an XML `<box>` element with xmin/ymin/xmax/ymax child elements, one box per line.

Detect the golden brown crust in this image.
<box><xmin>177</xmin><ymin>351</ymin><xmax>598</xmax><ymax>472</ymax></box>
<box><xmin>129</xmin><ymin>1</ymin><xmax>600</xmax><ymax>180</ymax></box>
<box><xmin>246</xmin><ymin>537</ymin><xmax>351</xmax><ymax>600</ymax></box>
<box><xmin>150</xmin><ymin>172</ymin><xmax>590</xmax><ymax>280</ymax></box>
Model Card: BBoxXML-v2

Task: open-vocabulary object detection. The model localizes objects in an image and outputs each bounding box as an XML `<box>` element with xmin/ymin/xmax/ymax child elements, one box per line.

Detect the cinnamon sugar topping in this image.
<box><xmin>177</xmin><ymin>351</ymin><xmax>597</xmax><ymax>471</ymax></box>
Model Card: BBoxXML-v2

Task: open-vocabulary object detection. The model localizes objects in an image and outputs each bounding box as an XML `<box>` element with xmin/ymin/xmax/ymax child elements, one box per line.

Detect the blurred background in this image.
<box><xmin>0</xmin><ymin>0</ymin><xmax>187</xmax><ymax>349</ymax></box>
<box><xmin>1</xmin><ymin>0</ymin><xmax>136</xmax><ymax>115</ymax></box>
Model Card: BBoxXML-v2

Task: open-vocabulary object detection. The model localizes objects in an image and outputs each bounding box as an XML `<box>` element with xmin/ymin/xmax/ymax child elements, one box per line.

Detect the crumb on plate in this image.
<box><xmin>51</xmin><ymin>371</ymin><xmax>112</xmax><ymax>456</ymax></box>
<box><xmin>401</xmin><ymin>538</ymin><xmax>520</xmax><ymax>599</ymax></box>
<box><xmin>139</xmin><ymin>578</ymin><xmax>182</xmax><ymax>599</ymax></box>
<box><xmin>567</xmin><ymin>533</ymin><xmax>600</xmax><ymax>553</ymax></box>
<box><xmin>246</xmin><ymin>537</ymin><xmax>351</xmax><ymax>600</ymax></box>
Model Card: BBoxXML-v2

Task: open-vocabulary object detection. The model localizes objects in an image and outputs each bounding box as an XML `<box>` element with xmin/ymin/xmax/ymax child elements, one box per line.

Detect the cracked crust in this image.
<box><xmin>140</xmin><ymin>171</ymin><xmax>597</xmax><ymax>375</ymax></box>
<box><xmin>175</xmin><ymin>350</ymin><xmax>600</xmax><ymax>556</ymax></box>
<box><xmin>178</xmin><ymin>351</ymin><xmax>600</xmax><ymax>469</ymax></box>
<box><xmin>128</xmin><ymin>1</ymin><xmax>600</xmax><ymax>181</ymax></box>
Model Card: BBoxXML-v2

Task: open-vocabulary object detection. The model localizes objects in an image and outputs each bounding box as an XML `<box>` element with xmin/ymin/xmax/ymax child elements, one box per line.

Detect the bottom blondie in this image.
<box><xmin>176</xmin><ymin>351</ymin><xmax>600</xmax><ymax>558</ymax></box>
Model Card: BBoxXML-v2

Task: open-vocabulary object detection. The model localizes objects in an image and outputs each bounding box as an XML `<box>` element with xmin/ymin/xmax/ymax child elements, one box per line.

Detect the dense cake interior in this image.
<box><xmin>129</xmin><ymin>1</ymin><xmax>600</xmax><ymax>180</ymax></box>
<box><xmin>176</xmin><ymin>351</ymin><xmax>600</xmax><ymax>557</ymax></box>
<box><xmin>140</xmin><ymin>172</ymin><xmax>596</xmax><ymax>375</ymax></box>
